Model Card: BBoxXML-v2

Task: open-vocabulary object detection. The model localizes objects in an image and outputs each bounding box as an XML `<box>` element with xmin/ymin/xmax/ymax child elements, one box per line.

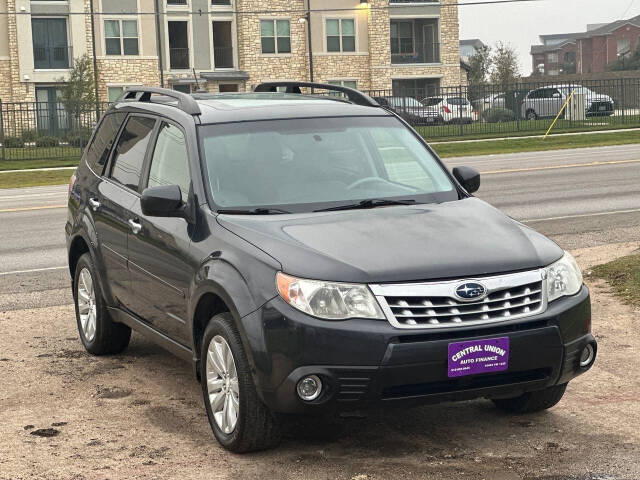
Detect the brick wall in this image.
<box><xmin>96</xmin><ymin>58</ymin><xmax>160</xmax><ymax>100</ymax></box>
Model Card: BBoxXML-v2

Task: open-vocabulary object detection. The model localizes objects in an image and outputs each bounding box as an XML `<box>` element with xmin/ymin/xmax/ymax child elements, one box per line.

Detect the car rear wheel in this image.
<box><xmin>201</xmin><ymin>313</ymin><xmax>281</xmax><ymax>452</ymax></box>
<box><xmin>492</xmin><ymin>383</ymin><xmax>567</xmax><ymax>413</ymax></box>
<box><xmin>74</xmin><ymin>253</ymin><xmax>131</xmax><ymax>355</ymax></box>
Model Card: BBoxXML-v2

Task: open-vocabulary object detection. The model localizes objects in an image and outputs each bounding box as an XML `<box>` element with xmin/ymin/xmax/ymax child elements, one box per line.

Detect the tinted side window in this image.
<box><xmin>85</xmin><ymin>112</ymin><xmax>126</xmax><ymax>174</ymax></box>
<box><xmin>110</xmin><ymin>116</ymin><xmax>156</xmax><ymax>192</ymax></box>
<box><xmin>147</xmin><ymin>122</ymin><xmax>191</xmax><ymax>202</ymax></box>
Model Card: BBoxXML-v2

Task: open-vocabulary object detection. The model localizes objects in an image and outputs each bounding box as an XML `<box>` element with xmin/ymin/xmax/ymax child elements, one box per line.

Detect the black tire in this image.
<box><xmin>200</xmin><ymin>313</ymin><xmax>281</xmax><ymax>453</ymax></box>
<box><xmin>73</xmin><ymin>253</ymin><xmax>131</xmax><ymax>355</ymax></box>
<box><xmin>525</xmin><ymin>110</ymin><xmax>538</xmax><ymax>121</ymax></box>
<box><xmin>492</xmin><ymin>383</ymin><xmax>567</xmax><ymax>413</ymax></box>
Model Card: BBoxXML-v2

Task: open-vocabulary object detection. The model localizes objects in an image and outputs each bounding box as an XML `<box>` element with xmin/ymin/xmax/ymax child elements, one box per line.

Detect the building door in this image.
<box><xmin>168</xmin><ymin>21</ymin><xmax>190</xmax><ymax>70</ymax></box>
<box><xmin>212</xmin><ymin>21</ymin><xmax>234</xmax><ymax>68</ymax></box>
<box><xmin>32</xmin><ymin>18</ymin><xmax>69</xmax><ymax>69</ymax></box>
<box><xmin>35</xmin><ymin>87</ymin><xmax>68</xmax><ymax>135</ymax></box>
<box><xmin>423</xmin><ymin>24</ymin><xmax>436</xmax><ymax>63</ymax></box>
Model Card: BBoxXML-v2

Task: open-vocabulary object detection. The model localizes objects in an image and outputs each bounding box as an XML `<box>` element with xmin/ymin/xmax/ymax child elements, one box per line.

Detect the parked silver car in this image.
<box><xmin>521</xmin><ymin>85</ymin><xmax>614</xmax><ymax>120</ymax></box>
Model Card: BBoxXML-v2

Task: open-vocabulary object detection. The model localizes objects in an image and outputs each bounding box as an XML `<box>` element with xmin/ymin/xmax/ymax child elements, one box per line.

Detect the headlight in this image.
<box><xmin>276</xmin><ymin>273</ymin><xmax>384</xmax><ymax>320</ymax></box>
<box><xmin>545</xmin><ymin>252</ymin><xmax>583</xmax><ymax>302</ymax></box>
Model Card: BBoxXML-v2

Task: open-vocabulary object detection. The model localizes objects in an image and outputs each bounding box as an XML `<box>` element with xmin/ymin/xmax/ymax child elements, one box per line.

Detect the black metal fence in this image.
<box><xmin>0</xmin><ymin>101</ymin><xmax>110</xmax><ymax>161</ymax></box>
<box><xmin>2</xmin><ymin>78</ymin><xmax>640</xmax><ymax>162</ymax></box>
<box><xmin>364</xmin><ymin>77</ymin><xmax>640</xmax><ymax>139</ymax></box>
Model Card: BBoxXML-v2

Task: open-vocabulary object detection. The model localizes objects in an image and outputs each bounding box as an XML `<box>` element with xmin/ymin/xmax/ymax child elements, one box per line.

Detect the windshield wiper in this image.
<box><xmin>314</xmin><ymin>198</ymin><xmax>417</xmax><ymax>212</ymax></box>
<box><xmin>216</xmin><ymin>207</ymin><xmax>292</xmax><ymax>215</ymax></box>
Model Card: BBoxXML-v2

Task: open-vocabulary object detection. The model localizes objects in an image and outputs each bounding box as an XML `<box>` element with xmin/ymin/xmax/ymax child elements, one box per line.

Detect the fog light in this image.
<box><xmin>580</xmin><ymin>343</ymin><xmax>595</xmax><ymax>368</ymax></box>
<box><xmin>297</xmin><ymin>375</ymin><xmax>322</xmax><ymax>401</ymax></box>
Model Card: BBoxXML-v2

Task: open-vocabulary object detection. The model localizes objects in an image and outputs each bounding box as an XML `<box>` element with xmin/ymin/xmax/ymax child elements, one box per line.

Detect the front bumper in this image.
<box><xmin>243</xmin><ymin>286</ymin><xmax>594</xmax><ymax>414</ymax></box>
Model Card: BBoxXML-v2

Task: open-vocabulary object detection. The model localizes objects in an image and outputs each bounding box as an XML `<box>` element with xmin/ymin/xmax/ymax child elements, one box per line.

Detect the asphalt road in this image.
<box><xmin>1</xmin><ymin>142</ymin><xmax>639</xmax><ymax>311</ymax></box>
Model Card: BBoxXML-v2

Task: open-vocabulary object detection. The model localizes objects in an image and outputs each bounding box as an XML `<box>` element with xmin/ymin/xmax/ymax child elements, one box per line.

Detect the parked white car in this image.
<box><xmin>521</xmin><ymin>85</ymin><xmax>614</xmax><ymax>120</ymax></box>
<box><xmin>421</xmin><ymin>96</ymin><xmax>476</xmax><ymax>124</ymax></box>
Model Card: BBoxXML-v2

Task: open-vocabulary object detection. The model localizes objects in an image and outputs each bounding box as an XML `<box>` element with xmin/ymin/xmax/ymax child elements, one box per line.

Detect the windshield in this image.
<box><xmin>199</xmin><ymin>116</ymin><xmax>457</xmax><ymax>213</ymax></box>
<box><xmin>388</xmin><ymin>97</ymin><xmax>423</xmax><ymax>108</ymax></box>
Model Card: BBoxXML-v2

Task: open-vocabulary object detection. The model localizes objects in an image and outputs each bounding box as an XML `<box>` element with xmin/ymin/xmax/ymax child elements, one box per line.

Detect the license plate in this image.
<box><xmin>447</xmin><ymin>337</ymin><xmax>509</xmax><ymax>378</ymax></box>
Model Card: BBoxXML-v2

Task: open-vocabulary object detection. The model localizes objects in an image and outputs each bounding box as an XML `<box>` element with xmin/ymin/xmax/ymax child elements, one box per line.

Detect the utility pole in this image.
<box><xmin>306</xmin><ymin>0</ymin><xmax>314</xmax><ymax>84</ymax></box>
<box><xmin>89</xmin><ymin>0</ymin><xmax>99</xmax><ymax>116</ymax></box>
<box><xmin>154</xmin><ymin>0</ymin><xmax>165</xmax><ymax>87</ymax></box>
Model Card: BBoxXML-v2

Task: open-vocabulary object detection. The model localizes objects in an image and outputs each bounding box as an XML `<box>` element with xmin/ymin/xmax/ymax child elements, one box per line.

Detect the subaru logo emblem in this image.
<box><xmin>454</xmin><ymin>282</ymin><xmax>487</xmax><ymax>301</ymax></box>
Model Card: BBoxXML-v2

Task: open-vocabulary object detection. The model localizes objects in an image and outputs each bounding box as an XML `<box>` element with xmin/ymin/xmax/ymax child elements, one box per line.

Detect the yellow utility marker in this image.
<box><xmin>543</xmin><ymin>90</ymin><xmax>575</xmax><ymax>140</ymax></box>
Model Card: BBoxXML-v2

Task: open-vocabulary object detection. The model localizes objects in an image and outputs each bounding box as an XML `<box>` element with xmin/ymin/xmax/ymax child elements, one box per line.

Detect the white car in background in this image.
<box><xmin>421</xmin><ymin>96</ymin><xmax>476</xmax><ymax>124</ymax></box>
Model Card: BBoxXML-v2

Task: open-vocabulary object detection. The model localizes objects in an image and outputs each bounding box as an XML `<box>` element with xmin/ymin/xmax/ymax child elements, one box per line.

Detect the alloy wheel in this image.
<box><xmin>77</xmin><ymin>267</ymin><xmax>97</xmax><ymax>342</ymax></box>
<box><xmin>206</xmin><ymin>335</ymin><xmax>240</xmax><ymax>434</ymax></box>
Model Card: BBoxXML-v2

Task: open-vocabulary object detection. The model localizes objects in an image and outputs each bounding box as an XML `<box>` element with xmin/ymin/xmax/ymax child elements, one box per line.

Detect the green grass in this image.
<box><xmin>431</xmin><ymin>130</ymin><xmax>640</xmax><ymax>158</ymax></box>
<box><xmin>591</xmin><ymin>254</ymin><xmax>640</xmax><ymax>307</ymax></box>
<box><xmin>0</xmin><ymin>169</ymin><xmax>74</xmax><ymax>189</ymax></box>
<box><xmin>0</xmin><ymin>158</ymin><xmax>79</xmax><ymax>171</ymax></box>
<box><xmin>416</xmin><ymin>115</ymin><xmax>640</xmax><ymax>142</ymax></box>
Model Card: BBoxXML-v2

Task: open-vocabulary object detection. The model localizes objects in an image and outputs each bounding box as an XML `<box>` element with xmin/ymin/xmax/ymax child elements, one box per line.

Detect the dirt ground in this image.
<box><xmin>1</xmin><ymin>243</ymin><xmax>639</xmax><ymax>480</ymax></box>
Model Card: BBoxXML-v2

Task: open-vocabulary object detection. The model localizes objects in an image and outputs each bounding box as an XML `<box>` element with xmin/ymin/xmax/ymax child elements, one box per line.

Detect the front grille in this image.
<box><xmin>588</xmin><ymin>101</ymin><xmax>613</xmax><ymax>113</ymax></box>
<box><xmin>370</xmin><ymin>269</ymin><xmax>547</xmax><ymax>330</ymax></box>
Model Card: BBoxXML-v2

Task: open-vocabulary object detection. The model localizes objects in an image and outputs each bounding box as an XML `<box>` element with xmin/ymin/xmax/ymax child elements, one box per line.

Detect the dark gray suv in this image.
<box><xmin>66</xmin><ymin>83</ymin><xmax>597</xmax><ymax>452</ymax></box>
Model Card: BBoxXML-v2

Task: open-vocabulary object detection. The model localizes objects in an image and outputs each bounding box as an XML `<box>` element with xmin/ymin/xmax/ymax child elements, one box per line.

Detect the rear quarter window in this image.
<box><xmin>84</xmin><ymin>112</ymin><xmax>127</xmax><ymax>175</ymax></box>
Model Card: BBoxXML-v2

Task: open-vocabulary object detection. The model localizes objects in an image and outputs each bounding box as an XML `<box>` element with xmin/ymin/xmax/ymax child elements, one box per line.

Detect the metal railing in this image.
<box><xmin>0</xmin><ymin>101</ymin><xmax>110</xmax><ymax>161</ymax></box>
<box><xmin>2</xmin><ymin>78</ymin><xmax>640</xmax><ymax>162</ymax></box>
<box><xmin>391</xmin><ymin>42</ymin><xmax>440</xmax><ymax>64</ymax></box>
<box><xmin>365</xmin><ymin>77</ymin><xmax>640</xmax><ymax>139</ymax></box>
<box><xmin>214</xmin><ymin>46</ymin><xmax>234</xmax><ymax>68</ymax></box>
<box><xmin>33</xmin><ymin>45</ymin><xmax>73</xmax><ymax>70</ymax></box>
<box><xmin>169</xmin><ymin>47</ymin><xmax>190</xmax><ymax>70</ymax></box>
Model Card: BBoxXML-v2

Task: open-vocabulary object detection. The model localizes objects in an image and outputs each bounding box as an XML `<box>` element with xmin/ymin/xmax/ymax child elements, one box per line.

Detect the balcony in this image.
<box><xmin>33</xmin><ymin>45</ymin><xmax>72</xmax><ymax>70</ymax></box>
<box><xmin>169</xmin><ymin>48</ymin><xmax>190</xmax><ymax>70</ymax></box>
<box><xmin>391</xmin><ymin>42</ymin><xmax>440</xmax><ymax>64</ymax></box>
<box><xmin>214</xmin><ymin>46</ymin><xmax>234</xmax><ymax>69</ymax></box>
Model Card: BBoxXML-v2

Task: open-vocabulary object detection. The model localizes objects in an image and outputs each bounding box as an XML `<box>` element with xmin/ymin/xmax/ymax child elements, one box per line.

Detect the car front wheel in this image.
<box><xmin>201</xmin><ymin>313</ymin><xmax>281</xmax><ymax>452</ymax></box>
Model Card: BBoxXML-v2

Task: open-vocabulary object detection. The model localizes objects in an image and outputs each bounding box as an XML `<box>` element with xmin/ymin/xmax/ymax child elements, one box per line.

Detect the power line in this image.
<box><xmin>0</xmin><ymin>0</ymin><xmax>548</xmax><ymax>16</ymax></box>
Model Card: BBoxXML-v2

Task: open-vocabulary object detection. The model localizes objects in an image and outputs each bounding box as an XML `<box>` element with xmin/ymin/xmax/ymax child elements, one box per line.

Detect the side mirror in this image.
<box><xmin>453</xmin><ymin>166</ymin><xmax>481</xmax><ymax>194</ymax></box>
<box><xmin>552</xmin><ymin>92</ymin><xmax>562</xmax><ymax>98</ymax></box>
<box><xmin>141</xmin><ymin>185</ymin><xmax>185</xmax><ymax>218</ymax></box>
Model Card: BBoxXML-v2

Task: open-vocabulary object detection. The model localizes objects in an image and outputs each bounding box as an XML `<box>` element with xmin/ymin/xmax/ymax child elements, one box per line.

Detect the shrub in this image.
<box><xmin>65</xmin><ymin>128</ymin><xmax>93</xmax><ymax>147</ymax></box>
<box><xmin>3</xmin><ymin>136</ymin><xmax>24</xmax><ymax>148</ymax></box>
<box><xmin>35</xmin><ymin>136</ymin><xmax>59</xmax><ymax>147</ymax></box>
<box><xmin>483</xmin><ymin>107</ymin><xmax>516</xmax><ymax>123</ymax></box>
<box><xmin>20</xmin><ymin>129</ymin><xmax>40</xmax><ymax>142</ymax></box>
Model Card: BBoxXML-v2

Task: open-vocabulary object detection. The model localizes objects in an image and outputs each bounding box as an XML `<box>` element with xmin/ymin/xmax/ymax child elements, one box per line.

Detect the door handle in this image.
<box><xmin>88</xmin><ymin>198</ymin><xmax>101</xmax><ymax>212</ymax></box>
<box><xmin>128</xmin><ymin>219</ymin><xmax>142</xmax><ymax>235</ymax></box>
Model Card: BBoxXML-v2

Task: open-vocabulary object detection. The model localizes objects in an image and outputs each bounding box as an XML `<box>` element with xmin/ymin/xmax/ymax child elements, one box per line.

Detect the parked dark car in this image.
<box><xmin>373</xmin><ymin>96</ymin><xmax>440</xmax><ymax>125</ymax></box>
<box><xmin>66</xmin><ymin>83</ymin><xmax>597</xmax><ymax>453</ymax></box>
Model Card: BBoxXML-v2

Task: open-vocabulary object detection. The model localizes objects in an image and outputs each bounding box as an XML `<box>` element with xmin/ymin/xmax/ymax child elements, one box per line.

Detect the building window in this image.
<box><xmin>390</xmin><ymin>21</ymin><xmax>413</xmax><ymax>54</ymax></box>
<box><xmin>32</xmin><ymin>18</ymin><xmax>70</xmax><ymax>69</ymax></box>
<box><xmin>328</xmin><ymin>80</ymin><xmax>357</xmax><ymax>89</ymax></box>
<box><xmin>546</xmin><ymin>52</ymin><xmax>558</xmax><ymax>63</ymax></box>
<box><xmin>107</xmin><ymin>86</ymin><xmax>124</xmax><ymax>102</ymax></box>
<box><xmin>211</xmin><ymin>0</ymin><xmax>231</xmax><ymax>5</ymax></box>
<box><xmin>260</xmin><ymin>20</ymin><xmax>291</xmax><ymax>54</ymax></box>
<box><xmin>326</xmin><ymin>19</ymin><xmax>355</xmax><ymax>53</ymax></box>
<box><xmin>172</xmin><ymin>84</ymin><xmax>192</xmax><ymax>93</ymax></box>
<box><xmin>105</xmin><ymin>20</ymin><xmax>139</xmax><ymax>56</ymax></box>
<box><xmin>212</xmin><ymin>21</ymin><xmax>234</xmax><ymax>68</ymax></box>
<box><xmin>618</xmin><ymin>38</ymin><xmax>631</xmax><ymax>58</ymax></box>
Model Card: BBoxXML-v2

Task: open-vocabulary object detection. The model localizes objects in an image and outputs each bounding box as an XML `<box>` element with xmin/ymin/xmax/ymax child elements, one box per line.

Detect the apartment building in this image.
<box><xmin>531</xmin><ymin>15</ymin><xmax>640</xmax><ymax>75</ymax></box>
<box><xmin>0</xmin><ymin>0</ymin><xmax>461</xmax><ymax>107</ymax></box>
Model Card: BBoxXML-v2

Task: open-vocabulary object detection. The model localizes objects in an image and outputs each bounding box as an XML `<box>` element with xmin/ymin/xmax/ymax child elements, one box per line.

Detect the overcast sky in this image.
<box><xmin>459</xmin><ymin>0</ymin><xmax>640</xmax><ymax>75</ymax></box>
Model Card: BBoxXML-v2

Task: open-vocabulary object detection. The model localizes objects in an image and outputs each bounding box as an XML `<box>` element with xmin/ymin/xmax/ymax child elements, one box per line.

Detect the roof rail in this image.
<box><xmin>254</xmin><ymin>82</ymin><xmax>379</xmax><ymax>107</ymax></box>
<box><xmin>116</xmin><ymin>86</ymin><xmax>201</xmax><ymax>116</ymax></box>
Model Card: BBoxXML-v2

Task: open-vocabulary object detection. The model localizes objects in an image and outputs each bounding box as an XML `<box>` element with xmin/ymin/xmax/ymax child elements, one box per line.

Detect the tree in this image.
<box><xmin>490</xmin><ymin>42</ymin><xmax>520</xmax><ymax>88</ymax></box>
<box><xmin>608</xmin><ymin>42</ymin><xmax>640</xmax><ymax>71</ymax></box>
<box><xmin>468</xmin><ymin>45</ymin><xmax>492</xmax><ymax>85</ymax></box>
<box><xmin>57</xmin><ymin>54</ymin><xmax>96</xmax><ymax>130</ymax></box>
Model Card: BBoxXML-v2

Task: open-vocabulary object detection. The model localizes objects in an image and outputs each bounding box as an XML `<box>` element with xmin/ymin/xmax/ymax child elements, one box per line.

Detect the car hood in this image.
<box><xmin>217</xmin><ymin>198</ymin><xmax>563</xmax><ymax>284</ymax></box>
